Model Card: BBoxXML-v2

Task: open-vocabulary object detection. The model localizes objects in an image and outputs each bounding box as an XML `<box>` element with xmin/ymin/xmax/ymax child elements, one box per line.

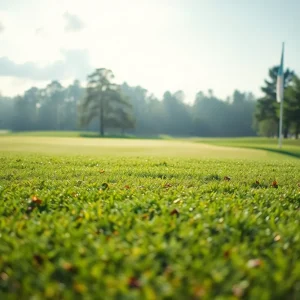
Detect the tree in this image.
<box><xmin>121</xmin><ymin>83</ymin><xmax>149</xmax><ymax>134</ymax></box>
<box><xmin>79</xmin><ymin>68</ymin><xmax>134</xmax><ymax>136</ymax></box>
<box><xmin>63</xmin><ymin>80</ymin><xmax>85</xmax><ymax>130</ymax></box>
<box><xmin>257</xmin><ymin>119</ymin><xmax>278</xmax><ymax>137</ymax></box>
<box><xmin>255</xmin><ymin>66</ymin><xmax>294</xmax><ymax>137</ymax></box>
<box><xmin>192</xmin><ymin>90</ymin><xmax>230</xmax><ymax>136</ymax></box>
<box><xmin>230</xmin><ymin>90</ymin><xmax>256</xmax><ymax>136</ymax></box>
<box><xmin>0</xmin><ymin>95</ymin><xmax>14</xmax><ymax>130</ymax></box>
<box><xmin>23</xmin><ymin>87</ymin><xmax>42</xmax><ymax>130</ymax></box>
<box><xmin>114</xmin><ymin>107</ymin><xmax>135</xmax><ymax>135</ymax></box>
<box><xmin>38</xmin><ymin>81</ymin><xmax>65</xmax><ymax>130</ymax></box>
<box><xmin>161</xmin><ymin>91</ymin><xmax>192</xmax><ymax>136</ymax></box>
<box><xmin>12</xmin><ymin>96</ymin><xmax>31</xmax><ymax>131</ymax></box>
<box><xmin>286</xmin><ymin>75</ymin><xmax>300</xmax><ymax>138</ymax></box>
<box><xmin>0</xmin><ymin>70</ymin><xmax>262</xmax><ymax>137</ymax></box>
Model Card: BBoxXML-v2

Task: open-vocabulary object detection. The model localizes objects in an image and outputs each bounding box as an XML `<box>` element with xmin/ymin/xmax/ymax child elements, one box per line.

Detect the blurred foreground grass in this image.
<box><xmin>0</xmin><ymin>135</ymin><xmax>300</xmax><ymax>299</ymax></box>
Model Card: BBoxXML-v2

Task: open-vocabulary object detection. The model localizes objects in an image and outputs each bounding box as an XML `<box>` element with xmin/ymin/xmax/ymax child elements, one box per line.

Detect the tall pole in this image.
<box><xmin>279</xmin><ymin>96</ymin><xmax>283</xmax><ymax>148</ymax></box>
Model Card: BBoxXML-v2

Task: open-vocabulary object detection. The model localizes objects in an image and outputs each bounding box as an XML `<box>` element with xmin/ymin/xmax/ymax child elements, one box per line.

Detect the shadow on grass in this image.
<box><xmin>248</xmin><ymin>146</ymin><xmax>300</xmax><ymax>159</ymax></box>
<box><xmin>79</xmin><ymin>133</ymin><xmax>167</xmax><ymax>140</ymax></box>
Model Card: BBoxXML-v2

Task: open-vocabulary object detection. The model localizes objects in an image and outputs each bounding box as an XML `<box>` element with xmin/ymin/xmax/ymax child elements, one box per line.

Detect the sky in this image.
<box><xmin>0</xmin><ymin>0</ymin><xmax>299</xmax><ymax>102</ymax></box>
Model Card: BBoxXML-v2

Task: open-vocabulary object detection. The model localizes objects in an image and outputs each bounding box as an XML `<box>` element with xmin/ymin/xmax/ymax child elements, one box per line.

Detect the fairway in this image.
<box><xmin>192</xmin><ymin>137</ymin><xmax>300</xmax><ymax>160</ymax></box>
<box><xmin>0</xmin><ymin>136</ymin><xmax>300</xmax><ymax>299</ymax></box>
<box><xmin>0</xmin><ymin>135</ymin><xmax>295</xmax><ymax>160</ymax></box>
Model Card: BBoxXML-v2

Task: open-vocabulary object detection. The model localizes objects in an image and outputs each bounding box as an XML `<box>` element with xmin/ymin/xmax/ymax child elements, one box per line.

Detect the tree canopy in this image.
<box><xmin>254</xmin><ymin>66</ymin><xmax>299</xmax><ymax>138</ymax></box>
<box><xmin>1</xmin><ymin>66</ymin><xmax>300</xmax><ymax>138</ymax></box>
<box><xmin>79</xmin><ymin>68</ymin><xmax>134</xmax><ymax>136</ymax></box>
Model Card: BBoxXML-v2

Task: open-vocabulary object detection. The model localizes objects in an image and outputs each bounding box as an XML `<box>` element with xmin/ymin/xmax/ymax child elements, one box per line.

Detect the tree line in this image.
<box><xmin>0</xmin><ymin>66</ymin><xmax>299</xmax><ymax>138</ymax></box>
<box><xmin>255</xmin><ymin>66</ymin><xmax>300</xmax><ymax>138</ymax></box>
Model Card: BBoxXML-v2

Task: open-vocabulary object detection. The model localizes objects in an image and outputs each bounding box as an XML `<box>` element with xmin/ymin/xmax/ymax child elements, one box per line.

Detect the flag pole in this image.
<box><xmin>279</xmin><ymin>93</ymin><xmax>283</xmax><ymax>148</ymax></box>
<box><xmin>278</xmin><ymin>42</ymin><xmax>284</xmax><ymax>149</ymax></box>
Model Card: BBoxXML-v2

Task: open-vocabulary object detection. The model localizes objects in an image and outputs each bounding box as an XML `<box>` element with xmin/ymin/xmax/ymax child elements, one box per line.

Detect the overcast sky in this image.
<box><xmin>0</xmin><ymin>0</ymin><xmax>299</xmax><ymax>102</ymax></box>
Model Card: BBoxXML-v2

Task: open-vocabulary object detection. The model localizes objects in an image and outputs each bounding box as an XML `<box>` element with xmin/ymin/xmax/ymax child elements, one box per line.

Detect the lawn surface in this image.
<box><xmin>0</xmin><ymin>135</ymin><xmax>300</xmax><ymax>299</ymax></box>
<box><xmin>0</xmin><ymin>135</ymin><xmax>297</xmax><ymax>161</ymax></box>
<box><xmin>193</xmin><ymin>137</ymin><xmax>300</xmax><ymax>160</ymax></box>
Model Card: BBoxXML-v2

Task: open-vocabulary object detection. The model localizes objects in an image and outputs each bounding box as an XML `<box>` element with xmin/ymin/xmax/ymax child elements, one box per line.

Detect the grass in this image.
<box><xmin>0</xmin><ymin>131</ymin><xmax>168</xmax><ymax>140</ymax></box>
<box><xmin>193</xmin><ymin>137</ymin><xmax>300</xmax><ymax>159</ymax></box>
<box><xmin>0</xmin><ymin>135</ymin><xmax>296</xmax><ymax>161</ymax></box>
<box><xmin>0</xmin><ymin>130</ymin><xmax>83</xmax><ymax>137</ymax></box>
<box><xmin>0</xmin><ymin>135</ymin><xmax>300</xmax><ymax>299</ymax></box>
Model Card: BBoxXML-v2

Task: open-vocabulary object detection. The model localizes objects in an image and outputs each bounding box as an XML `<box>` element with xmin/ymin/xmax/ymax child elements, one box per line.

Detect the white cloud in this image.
<box><xmin>0</xmin><ymin>77</ymin><xmax>49</xmax><ymax>96</ymax></box>
<box><xmin>63</xmin><ymin>12</ymin><xmax>85</xmax><ymax>32</ymax></box>
<box><xmin>0</xmin><ymin>49</ymin><xmax>92</xmax><ymax>81</ymax></box>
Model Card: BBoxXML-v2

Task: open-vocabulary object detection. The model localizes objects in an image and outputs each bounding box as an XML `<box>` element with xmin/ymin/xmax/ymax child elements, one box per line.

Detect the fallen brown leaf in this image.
<box><xmin>128</xmin><ymin>277</ymin><xmax>141</xmax><ymax>289</ymax></box>
<box><xmin>62</xmin><ymin>262</ymin><xmax>77</xmax><ymax>273</ymax></box>
<box><xmin>272</xmin><ymin>180</ymin><xmax>278</xmax><ymax>188</ymax></box>
<box><xmin>223</xmin><ymin>250</ymin><xmax>231</xmax><ymax>259</ymax></box>
<box><xmin>33</xmin><ymin>254</ymin><xmax>44</xmax><ymax>266</ymax></box>
<box><xmin>31</xmin><ymin>196</ymin><xmax>42</xmax><ymax>205</ymax></box>
<box><xmin>170</xmin><ymin>208</ymin><xmax>179</xmax><ymax>216</ymax></box>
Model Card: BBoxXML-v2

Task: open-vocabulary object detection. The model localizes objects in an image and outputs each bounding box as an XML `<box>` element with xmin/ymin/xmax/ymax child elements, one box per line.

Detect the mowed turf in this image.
<box><xmin>0</xmin><ymin>136</ymin><xmax>296</xmax><ymax>160</ymax></box>
<box><xmin>193</xmin><ymin>137</ymin><xmax>300</xmax><ymax>160</ymax></box>
<box><xmin>0</xmin><ymin>136</ymin><xmax>300</xmax><ymax>299</ymax></box>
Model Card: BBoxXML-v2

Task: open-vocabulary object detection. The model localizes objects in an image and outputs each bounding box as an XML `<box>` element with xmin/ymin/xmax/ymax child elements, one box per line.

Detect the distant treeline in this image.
<box><xmin>0</xmin><ymin>81</ymin><xmax>256</xmax><ymax>137</ymax></box>
<box><xmin>0</xmin><ymin>65</ymin><xmax>299</xmax><ymax>138</ymax></box>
